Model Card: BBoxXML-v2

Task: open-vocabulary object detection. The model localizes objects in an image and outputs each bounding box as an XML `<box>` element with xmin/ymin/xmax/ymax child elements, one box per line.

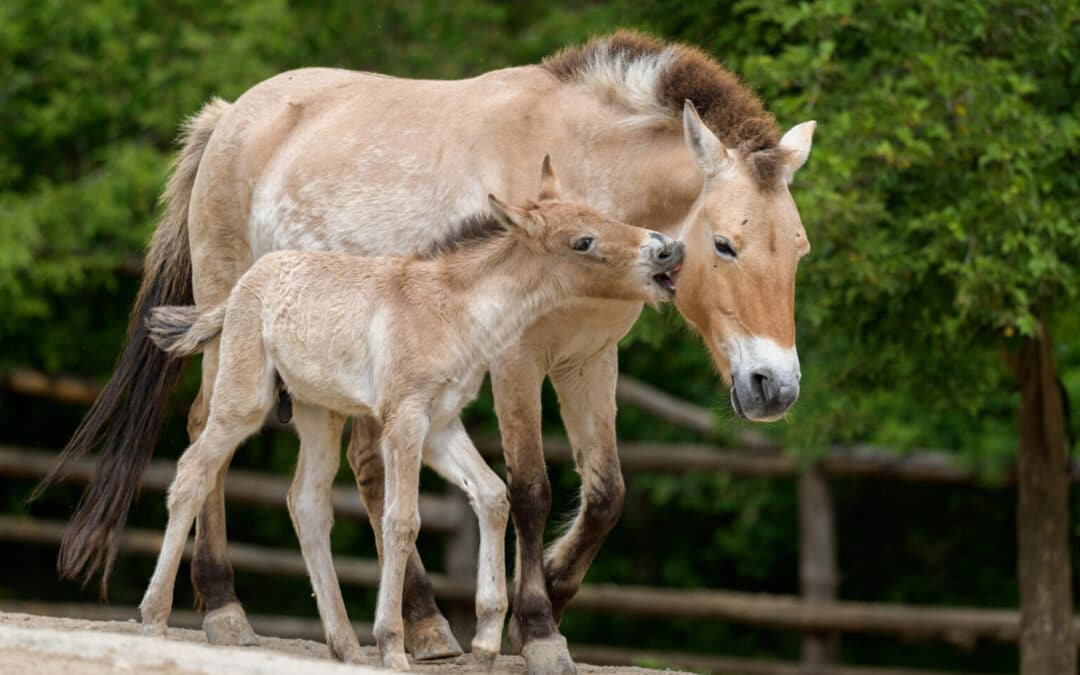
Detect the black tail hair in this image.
<box><xmin>31</xmin><ymin>98</ymin><xmax>230</xmax><ymax>596</ymax></box>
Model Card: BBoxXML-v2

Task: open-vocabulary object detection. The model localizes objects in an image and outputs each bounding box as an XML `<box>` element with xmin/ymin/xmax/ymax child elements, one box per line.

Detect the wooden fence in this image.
<box><xmin>2</xmin><ymin>367</ymin><xmax>1078</xmax><ymax>674</ymax></box>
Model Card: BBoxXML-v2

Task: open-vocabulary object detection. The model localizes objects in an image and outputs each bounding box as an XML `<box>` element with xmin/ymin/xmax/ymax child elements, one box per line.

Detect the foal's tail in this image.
<box><xmin>30</xmin><ymin>97</ymin><xmax>231</xmax><ymax>596</ymax></box>
<box><xmin>147</xmin><ymin>303</ymin><xmax>226</xmax><ymax>357</ymax></box>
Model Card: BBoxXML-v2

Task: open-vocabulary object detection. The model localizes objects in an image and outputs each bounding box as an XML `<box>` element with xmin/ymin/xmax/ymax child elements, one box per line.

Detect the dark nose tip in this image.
<box><xmin>749</xmin><ymin>368</ymin><xmax>799</xmax><ymax>413</ymax></box>
<box><xmin>650</xmin><ymin>237</ymin><xmax>683</xmax><ymax>267</ymax></box>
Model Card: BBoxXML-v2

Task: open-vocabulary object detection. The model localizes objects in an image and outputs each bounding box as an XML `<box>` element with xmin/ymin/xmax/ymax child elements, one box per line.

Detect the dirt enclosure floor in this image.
<box><xmin>0</xmin><ymin>612</ymin><xmax>690</xmax><ymax>675</ymax></box>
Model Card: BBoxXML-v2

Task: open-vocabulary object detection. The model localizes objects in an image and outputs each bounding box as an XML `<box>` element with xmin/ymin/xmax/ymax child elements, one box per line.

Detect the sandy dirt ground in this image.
<box><xmin>0</xmin><ymin>612</ymin><xmax>690</xmax><ymax>675</ymax></box>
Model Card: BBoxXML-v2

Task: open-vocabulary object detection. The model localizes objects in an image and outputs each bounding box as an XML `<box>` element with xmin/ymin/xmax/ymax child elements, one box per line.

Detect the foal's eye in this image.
<box><xmin>572</xmin><ymin>237</ymin><xmax>594</xmax><ymax>252</ymax></box>
<box><xmin>713</xmin><ymin>236</ymin><xmax>737</xmax><ymax>259</ymax></box>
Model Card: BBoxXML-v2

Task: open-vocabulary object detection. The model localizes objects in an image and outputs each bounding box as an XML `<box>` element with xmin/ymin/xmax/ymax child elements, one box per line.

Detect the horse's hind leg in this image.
<box><xmin>288</xmin><ymin>403</ymin><xmax>365</xmax><ymax>663</ymax></box>
<box><xmin>347</xmin><ymin>416</ymin><xmax>462</xmax><ymax>660</ymax></box>
<box><xmin>187</xmin><ymin>334</ymin><xmax>259</xmax><ymax>646</ymax></box>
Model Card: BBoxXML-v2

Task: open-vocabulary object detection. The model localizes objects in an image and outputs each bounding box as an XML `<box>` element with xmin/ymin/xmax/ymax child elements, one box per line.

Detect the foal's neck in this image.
<box><xmin>434</xmin><ymin>237</ymin><xmax>561</xmax><ymax>365</ymax></box>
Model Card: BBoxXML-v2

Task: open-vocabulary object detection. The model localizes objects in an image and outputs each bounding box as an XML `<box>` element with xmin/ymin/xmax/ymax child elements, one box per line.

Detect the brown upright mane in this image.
<box><xmin>543</xmin><ymin>31</ymin><xmax>788</xmax><ymax>187</ymax></box>
<box><xmin>422</xmin><ymin>212</ymin><xmax>508</xmax><ymax>258</ymax></box>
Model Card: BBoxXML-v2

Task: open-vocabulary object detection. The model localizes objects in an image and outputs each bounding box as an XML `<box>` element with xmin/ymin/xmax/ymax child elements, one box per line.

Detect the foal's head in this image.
<box><xmin>489</xmin><ymin>157</ymin><xmax>683</xmax><ymax>306</ymax></box>
<box><xmin>673</xmin><ymin>101</ymin><xmax>815</xmax><ymax>422</ymax></box>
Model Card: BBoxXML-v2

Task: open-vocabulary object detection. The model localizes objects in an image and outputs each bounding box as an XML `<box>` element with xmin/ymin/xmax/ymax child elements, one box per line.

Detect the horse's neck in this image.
<box><xmin>432</xmin><ymin>240</ymin><xmax>560</xmax><ymax>366</ymax></box>
<box><xmin>560</xmin><ymin>118</ymin><xmax>702</xmax><ymax>236</ymax></box>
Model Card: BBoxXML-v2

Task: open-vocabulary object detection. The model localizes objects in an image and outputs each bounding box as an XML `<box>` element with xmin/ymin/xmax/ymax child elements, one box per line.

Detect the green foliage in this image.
<box><xmin>629</xmin><ymin>0</ymin><xmax>1080</xmax><ymax>460</ymax></box>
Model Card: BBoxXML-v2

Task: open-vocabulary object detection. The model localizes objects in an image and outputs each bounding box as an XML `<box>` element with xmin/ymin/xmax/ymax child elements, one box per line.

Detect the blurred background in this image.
<box><xmin>1</xmin><ymin>1</ymin><xmax>1078</xmax><ymax>673</ymax></box>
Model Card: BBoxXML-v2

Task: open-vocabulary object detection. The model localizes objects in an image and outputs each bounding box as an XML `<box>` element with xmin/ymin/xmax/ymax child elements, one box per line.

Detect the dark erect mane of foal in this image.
<box><xmin>423</xmin><ymin>212</ymin><xmax>509</xmax><ymax>258</ymax></box>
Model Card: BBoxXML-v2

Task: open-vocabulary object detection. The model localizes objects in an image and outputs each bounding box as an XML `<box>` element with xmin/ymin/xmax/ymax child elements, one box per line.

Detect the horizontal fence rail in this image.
<box><xmin>7</xmin><ymin>367</ymin><xmax>1080</xmax><ymax>483</ymax></box>
<box><xmin>0</xmin><ymin>446</ymin><xmax>465</xmax><ymax>534</ymax></box>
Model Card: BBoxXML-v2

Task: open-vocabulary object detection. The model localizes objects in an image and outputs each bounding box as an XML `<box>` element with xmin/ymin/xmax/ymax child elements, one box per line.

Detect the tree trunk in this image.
<box><xmin>1006</xmin><ymin>321</ymin><xmax>1076</xmax><ymax>674</ymax></box>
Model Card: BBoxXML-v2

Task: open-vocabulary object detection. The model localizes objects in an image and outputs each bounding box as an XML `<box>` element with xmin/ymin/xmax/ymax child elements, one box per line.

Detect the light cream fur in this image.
<box><xmin>141</xmin><ymin>169</ymin><xmax>682</xmax><ymax>671</ymax></box>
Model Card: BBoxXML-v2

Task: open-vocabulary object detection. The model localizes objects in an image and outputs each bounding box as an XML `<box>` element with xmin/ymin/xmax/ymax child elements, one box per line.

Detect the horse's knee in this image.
<box><xmin>187</xmin><ymin>394</ymin><xmax>209</xmax><ymax>441</ymax></box>
<box><xmin>286</xmin><ymin>480</ymin><xmax>332</xmax><ymax>532</ymax></box>
<box><xmin>383</xmin><ymin>511</ymin><xmax>421</xmax><ymax>553</ymax></box>
<box><xmin>477</xmin><ymin>477</ymin><xmax>510</xmax><ymax>529</ymax></box>
<box><xmin>581</xmin><ymin>469</ymin><xmax>625</xmax><ymax>533</ymax></box>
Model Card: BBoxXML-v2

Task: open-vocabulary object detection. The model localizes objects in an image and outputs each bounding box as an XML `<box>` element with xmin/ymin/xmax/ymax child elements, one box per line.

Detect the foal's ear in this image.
<box><xmin>488</xmin><ymin>194</ymin><xmax>532</xmax><ymax>234</ymax></box>
<box><xmin>538</xmin><ymin>155</ymin><xmax>562</xmax><ymax>201</ymax></box>
<box><xmin>682</xmin><ymin>100</ymin><xmax>734</xmax><ymax>178</ymax></box>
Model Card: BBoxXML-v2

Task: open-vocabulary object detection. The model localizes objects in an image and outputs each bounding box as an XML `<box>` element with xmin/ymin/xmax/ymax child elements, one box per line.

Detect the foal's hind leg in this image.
<box><xmin>187</xmin><ymin>338</ymin><xmax>258</xmax><ymax>646</ymax></box>
<box><xmin>140</xmin><ymin>342</ymin><xmax>273</xmax><ymax>635</ymax></box>
<box><xmin>288</xmin><ymin>403</ymin><xmax>366</xmax><ymax>663</ymax></box>
<box><xmin>347</xmin><ymin>416</ymin><xmax>462</xmax><ymax>660</ymax></box>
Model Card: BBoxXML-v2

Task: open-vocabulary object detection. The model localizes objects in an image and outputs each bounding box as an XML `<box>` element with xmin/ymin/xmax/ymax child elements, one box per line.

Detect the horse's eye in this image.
<box><xmin>714</xmin><ymin>236</ymin><xmax>737</xmax><ymax>259</ymax></box>
<box><xmin>573</xmin><ymin>237</ymin><xmax>594</xmax><ymax>252</ymax></box>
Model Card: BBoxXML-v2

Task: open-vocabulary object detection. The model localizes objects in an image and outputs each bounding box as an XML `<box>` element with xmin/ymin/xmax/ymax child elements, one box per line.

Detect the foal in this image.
<box><xmin>138</xmin><ymin>159</ymin><xmax>683</xmax><ymax>670</ymax></box>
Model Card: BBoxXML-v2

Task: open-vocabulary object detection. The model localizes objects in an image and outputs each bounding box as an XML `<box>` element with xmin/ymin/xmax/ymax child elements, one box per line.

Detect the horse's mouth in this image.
<box><xmin>652</xmin><ymin>263</ymin><xmax>681</xmax><ymax>296</ymax></box>
<box><xmin>730</xmin><ymin>386</ymin><xmax>747</xmax><ymax>419</ymax></box>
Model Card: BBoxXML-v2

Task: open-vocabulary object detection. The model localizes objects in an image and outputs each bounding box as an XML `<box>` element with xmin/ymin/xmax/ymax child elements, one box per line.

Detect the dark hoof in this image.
<box><xmin>203</xmin><ymin>603</ymin><xmax>259</xmax><ymax>647</ymax></box>
<box><xmin>405</xmin><ymin>614</ymin><xmax>464</xmax><ymax>661</ymax></box>
<box><xmin>521</xmin><ymin>635</ymin><xmax>577</xmax><ymax>675</ymax></box>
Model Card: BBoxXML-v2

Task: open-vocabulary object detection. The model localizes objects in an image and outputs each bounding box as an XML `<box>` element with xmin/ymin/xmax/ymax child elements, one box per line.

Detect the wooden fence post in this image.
<box><xmin>799</xmin><ymin>464</ymin><xmax>839</xmax><ymax>672</ymax></box>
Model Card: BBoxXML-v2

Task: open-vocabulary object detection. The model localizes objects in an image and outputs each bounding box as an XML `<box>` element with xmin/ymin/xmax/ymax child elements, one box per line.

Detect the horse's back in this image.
<box><xmin>188</xmin><ymin>64</ymin><xmax>562</xmax><ymax>284</ymax></box>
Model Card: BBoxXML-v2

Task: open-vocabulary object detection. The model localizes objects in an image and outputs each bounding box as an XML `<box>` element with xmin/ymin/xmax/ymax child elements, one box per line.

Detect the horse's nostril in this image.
<box><xmin>657</xmin><ymin>247</ymin><xmax>672</xmax><ymax>260</ymax></box>
<box><xmin>750</xmin><ymin>371</ymin><xmax>769</xmax><ymax>403</ymax></box>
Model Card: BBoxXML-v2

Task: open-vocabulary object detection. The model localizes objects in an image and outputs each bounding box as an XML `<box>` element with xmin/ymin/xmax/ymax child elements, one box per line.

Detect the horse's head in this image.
<box><xmin>673</xmin><ymin>102</ymin><xmax>815</xmax><ymax>422</ymax></box>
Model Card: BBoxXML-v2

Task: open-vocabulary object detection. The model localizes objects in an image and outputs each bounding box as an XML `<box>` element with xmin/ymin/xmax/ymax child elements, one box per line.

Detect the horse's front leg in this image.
<box><xmin>188</xmin><ymin>338</ymin><xmax>258</xmax><ymax>646</ymax></box>
<box><xmin>491</xmin><ymin>347</ymin><xmax>577</xmax><ymax>675</ymax></box>
<box><xmin>544</xmin><ymin>343</ymin><xmax>624</xmax><ymax>624</ymax></box>
<box><xmin>346</xmin><ymin>416</ymin><xmax>462</xmax><ymax>660</ymax></box>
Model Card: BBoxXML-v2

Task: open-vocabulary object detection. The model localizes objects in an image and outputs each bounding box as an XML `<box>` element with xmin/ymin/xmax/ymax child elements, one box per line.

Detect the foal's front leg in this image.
<box><xmin>424</xmin><ymin>419</ymin><xmax>510</xmax><ymax>671</ymax></box>
<box><xmin>347</xmin><ymin>416</ymin><xmax>462</xmax><ymax>660</ymax></box>
<box><xmin>373</xmin><ymin>405</ymin><xmax>429</xmax><ymax>671</ymax></box>
<box><xmin>288</xmin><ymin>403</ymin><xmax>365</xmax><ymax>663</ymax></box>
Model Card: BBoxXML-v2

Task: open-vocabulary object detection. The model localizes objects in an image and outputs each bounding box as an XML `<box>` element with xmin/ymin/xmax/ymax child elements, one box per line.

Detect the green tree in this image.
<box><xmin>640</xmin><ymin>1</ymin><xmax>1080</xmax><ymax>670</ymax></box>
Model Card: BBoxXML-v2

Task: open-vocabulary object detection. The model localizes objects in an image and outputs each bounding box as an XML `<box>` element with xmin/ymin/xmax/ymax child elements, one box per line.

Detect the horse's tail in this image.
<box><xmin>31</xmin><ymin>97</ymin><xmax>231</xmax><ymax>596</ymax></box>
<box><xmin>146</xmin><ymin>303</ymin><xmax>226</xmax><ymax>357</ymax></box>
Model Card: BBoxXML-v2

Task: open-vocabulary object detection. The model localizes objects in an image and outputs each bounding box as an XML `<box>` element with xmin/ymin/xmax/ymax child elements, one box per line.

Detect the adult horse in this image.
<box><xmin>42</xmin><ymin>32</ymin><xmax>814</xmax><ymax>673</ymax></box>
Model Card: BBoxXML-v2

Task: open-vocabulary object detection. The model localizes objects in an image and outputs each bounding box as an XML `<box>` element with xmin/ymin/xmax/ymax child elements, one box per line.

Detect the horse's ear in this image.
<box><xmin>538</xmin><ymin>155</ymin><xmax>562</xmax><ymax>201</ymax></box>
<box><xmin>682</xmin><ymin>100</ymin><xmax>734</xmax><ymax>178</ymax></box>
<box><xmin>488</xmin><ymin>194</ymin><xmax>532</xmax><ymax>234</ymax></box>
<box><xmin>778</xmin><ymin>120</ymin><xmax>816</xmax><ymax>182</ymax></box>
